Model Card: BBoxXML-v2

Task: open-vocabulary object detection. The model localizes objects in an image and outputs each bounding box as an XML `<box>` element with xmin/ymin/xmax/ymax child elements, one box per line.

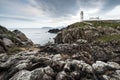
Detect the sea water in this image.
<box><xmin>9</xmin><ymin>28</ymin><xmax>57</xmax><ymax>45</ymax></box>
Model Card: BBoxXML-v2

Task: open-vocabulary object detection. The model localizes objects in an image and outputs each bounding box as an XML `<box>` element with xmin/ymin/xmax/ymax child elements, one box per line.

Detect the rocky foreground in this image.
<box><xmin>0</xmin><ymin>20</ymin><xmax>120</xmax><ymax>80</ymax></box>
<box><xmin>0</xmin><ymin>50</ymin><xmax>120</xmax><ymax>80</ymax></box>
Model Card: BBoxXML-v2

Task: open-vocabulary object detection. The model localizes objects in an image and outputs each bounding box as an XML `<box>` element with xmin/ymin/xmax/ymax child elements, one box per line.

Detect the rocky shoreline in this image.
<box><xmin>0</xmin><ymin>20</ymin><xmax>120</xmax><ymax>80</ymax></box>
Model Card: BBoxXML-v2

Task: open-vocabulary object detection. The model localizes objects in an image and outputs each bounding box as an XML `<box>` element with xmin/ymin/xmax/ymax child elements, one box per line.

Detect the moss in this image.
<box><xmin>97</xmin><ymin>34</ymin><xmax>120</xmax><ymax>42</ymax></box>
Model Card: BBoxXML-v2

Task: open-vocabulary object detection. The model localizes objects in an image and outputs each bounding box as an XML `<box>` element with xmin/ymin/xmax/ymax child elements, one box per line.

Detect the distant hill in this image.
<box><xmin>41</xmin><ymin>27</ymin><xmax>53</xmax><ymax>29</ymax></box>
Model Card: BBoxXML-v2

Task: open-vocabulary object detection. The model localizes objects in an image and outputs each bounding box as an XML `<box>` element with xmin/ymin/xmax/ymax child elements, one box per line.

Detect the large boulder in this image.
<box><xmin>13</xmin><ymin>30</ymin><xmax>33</xmax><ymax>46</ymax></box>
<box><xmin>13</xmin><ymin>30</ymin><xmax>28</xmax><ymax>41</ymax></box>
<box><xmin>3</xmin><ymin>38</ymin><xmax>14</xmax><ymax>47</ymax></box>
<box><xmin>9</xmin><ymin>70</ymin><xmax>31</xmax><ymax>80</ymax></box>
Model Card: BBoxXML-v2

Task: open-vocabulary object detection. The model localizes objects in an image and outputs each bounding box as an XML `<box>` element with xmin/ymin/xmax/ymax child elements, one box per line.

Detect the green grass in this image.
<box><xmin>98</xmin><ymin>34</ymin><xmax>120</xmax><ymax>42</ymax></box>
<box><xmin>68</xmin><ymin>22</ymin><xmax>88</xmax><ymax>29</ymax></box>
<box><xmin>68</xmin><ymin>20</ymin><xmax>120</xmax><ymax>29</ymax></box>
<box><xmin>86</xmin><ymin>21</ymin><xmax>120</xmax><ymax>28</ymax></box>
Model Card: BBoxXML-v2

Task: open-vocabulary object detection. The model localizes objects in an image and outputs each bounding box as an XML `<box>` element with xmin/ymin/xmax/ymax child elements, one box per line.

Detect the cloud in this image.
<box><xmin>0</xmin><ymin>15</ymin><xmax>35</xmax><ymax>21</ymax></box>
<box><xmin>103</xmin><ymin>5</ymin><xmax>120</xmax><ymax>19</ymax></box>
<box><xmin>0</xmin><ymin>0</ymin><xmax>120</xmax><ymax>28</ymax></box>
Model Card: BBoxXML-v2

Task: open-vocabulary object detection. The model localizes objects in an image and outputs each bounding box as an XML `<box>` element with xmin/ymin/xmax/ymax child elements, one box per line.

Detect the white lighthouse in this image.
<box><xmin>80</xmin><ymin>11</ymin><xmax>84</xmax><ymax>21</ymax></box>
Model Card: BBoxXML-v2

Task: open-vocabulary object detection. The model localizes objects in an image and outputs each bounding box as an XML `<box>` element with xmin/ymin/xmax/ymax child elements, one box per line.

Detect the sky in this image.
<box><xmin>0</xmin><ymin>0</ymin><xmax>120</xmax><ymax>28</ymax></box>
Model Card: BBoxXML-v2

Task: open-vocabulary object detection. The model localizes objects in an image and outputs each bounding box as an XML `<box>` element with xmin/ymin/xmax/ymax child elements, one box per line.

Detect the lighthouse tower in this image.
<box><xmin>80</xmin><ymin>11</ymin><xmax>84</xmax><ymax>21</ymax></box>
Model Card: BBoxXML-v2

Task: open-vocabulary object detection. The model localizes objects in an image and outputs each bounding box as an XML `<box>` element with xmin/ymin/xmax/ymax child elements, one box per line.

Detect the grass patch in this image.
<box><xmin>86</xmin><ymin>21</ymin><xmax>120</xmax><ymax>28</ymax></box>
<box><xmin>8</xmin><ymin>47</ymin><xmax>22</xmax><ymax>54</ymax></box>
<box><xmin>68</xmin><ymin>22</ymin><xmax>88</xmax><ymax>29</ymax></box>
<box><xmin>67</xmin><ymin>20</ymin><xmax>120</xmax><ymax>29</ymax></box>
<box><xmin>97</xmin><ymin>34</ymin><xmax>120</xmax><ymax>42</ymax></box>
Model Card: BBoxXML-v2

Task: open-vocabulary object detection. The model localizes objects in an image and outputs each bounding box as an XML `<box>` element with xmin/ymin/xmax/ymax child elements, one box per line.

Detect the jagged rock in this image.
<box><xmin>64</xmin><ymin>62</ymin><xmax>71</xmax><ymax>72</ymax></box>
<box><xmin>107</xmin><ymin>62</ymin><xmax>120</xmax><ymax>70</ymax></box>
<box><xmin>0</xmin><ymin>53</ymin><xmax>8</xmax><ymax>62</ymax></box>
<box><xmin>70</xmin><ymin>71</ymin><xmax>80</xmax><ymax>80</ymax></box>
<box><xmin>51</xmin><ymin>60</ymin><xmax>65</xmax><ymax>72</ymax></box>
<box><xmin>30</xmin><ymin>68</ymin><xmax>44</xmax><ymax>80</ymax></box>
<box><xmin>3</xmin><ymin>38</ymin><xmax>14</xmax><ymax>47</ymax></box>
<box><xmin>15</xmin><ymin>62</ymin><xmax>29</xmax><ymax>70</ymax></box>
<box><xmin>92</xmin><ymin>61</ymin><xmax>108</xmax><ymax>74</ymax></box>
<box><xmin>13</xmin><ymin>30</ymin><xmax>28</xmax><ymax>41</ymax></box>
<box><xmin>9</xmin><ymin>70</ymin><xmax>31</xmax><ymax>80</ymax></box>
<box><xmin>42</xmin><ymin>74</ymin><xmax>53</xmax><ymax>80</ymax></box>
<box><xmin>103</xmin><ymin>70</ymin><xmax>120</xmax><ymax>80</ymax></box>
<box><xmin>52</xmin><ymin>54</ymin><xmax>62</xmax><ymax>61</ymax></box>
<box><xmin>44</xmin><ymin>66</ymin><xmax>54</xmax><ymax>76</ymax></box>
<box><xmin>56</xmin><ymin>71</ymin><xmax>71</xmax><ymax>80</ymax></box>
<box><xmin>13</xmin><ymin>30</ymin><xmax>33</xmax><ymax>46</ymax></box>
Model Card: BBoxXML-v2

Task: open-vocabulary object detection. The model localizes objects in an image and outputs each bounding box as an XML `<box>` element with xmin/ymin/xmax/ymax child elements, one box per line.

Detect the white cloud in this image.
<box><xmin>104</xmin><ymin>5</ymin><xmax>120</xmax><ymax>19</ymax></box>
<box><xmin>0</xmin><ymin>0</ymin><xmax>120</xmax><ymax>28</ymax></box>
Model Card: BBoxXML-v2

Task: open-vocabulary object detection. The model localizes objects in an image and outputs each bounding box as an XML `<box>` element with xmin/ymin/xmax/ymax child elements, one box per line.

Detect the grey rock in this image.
<box><xmin>9</xmin><ymin>70</ymin><xmax>31</xmax><ymax>80</ymax></box>
<box><xmin>107</xmin><ymin>62</ymin><xmax>120</xmax><ymax>70</ymax></box>
<box><xmin>30</xmin><ymin>68</ymin><xmax>44</xmax><ymax>80</ymax></box>
<box><xmin>92</xmin><ymin>61</ymin><xmax>108</xmax><ymax>74</ymax></box>
<box><xmin>56</xmin><ymin>71</ymin><xmax>68</xmax><ymax>80</ymax></box>
<box><xmin>3</xmin><ymin>38</ymin><xmax>14</xmax><ymax>47</ymax></box>
<box><xmin>76</xmin><ymin>39</ymin><xmax>87</xmax><ymax>44</ymax></box>
<box><xmin>52</xmin><ymin>54</ymin><xmax>62</xmax><ymax>61</ymax></box>
<box><xmin>44</xmin><ymin>66</ymin><xmax>54</xmax><ymax>76</ymax></box>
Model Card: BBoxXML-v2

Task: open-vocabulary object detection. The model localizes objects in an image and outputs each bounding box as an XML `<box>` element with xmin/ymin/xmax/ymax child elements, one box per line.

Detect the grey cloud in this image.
<box><xmin>0</xmin><ymin>16</ymin><xmax>34</xmax><ymax>21</ymax></box>
<box><xmin>32</xmin><ymin>0</ymin><xmax>120</xmax><ymax>18</ymax></box>
<box><xmin>101</xmin><ymin>0</ymin><xmax>120</xmax><ymax>11</ymax></box>
<box><xmin>34</xmin><ymin>0</ymin><xmax>80</xmax><ymax>17</ymax></box>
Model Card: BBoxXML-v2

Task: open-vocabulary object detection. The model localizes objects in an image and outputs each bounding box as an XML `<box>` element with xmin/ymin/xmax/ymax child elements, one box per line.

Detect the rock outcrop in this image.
<box><xmin>0</xmin><ymin>25</ymin><xmax>33</xmax><ymax>54</ymax></box>
<box><xmin>54</xmin><ymin>20</ymin><xmax>120</xmax><ymax>64</ymax></box>
<box><xmin>48</xmin><ymin>29</ymin><xmax>60</xmax><ymax>33</ymax></box>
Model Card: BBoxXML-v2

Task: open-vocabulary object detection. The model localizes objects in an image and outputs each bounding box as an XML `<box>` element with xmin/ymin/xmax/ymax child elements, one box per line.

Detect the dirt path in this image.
<box><xmin>20</xmin><ymin>46</ymin><xmax>40</xmax><ymax>53</ymax></box>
